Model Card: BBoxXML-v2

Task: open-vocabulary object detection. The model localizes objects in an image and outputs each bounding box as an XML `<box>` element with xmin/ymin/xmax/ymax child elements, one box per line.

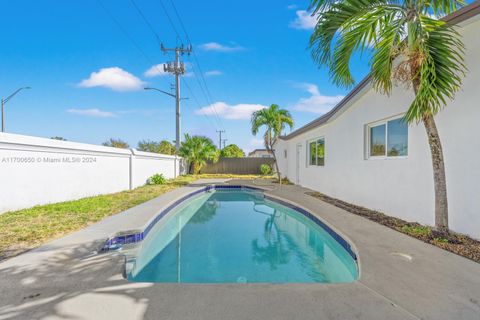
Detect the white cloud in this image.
<box><xmin>289</xmin><ymin>10</ymin><xmax>317</xmax><ymax>30</ymax></box>
<box><xmin>242</xmin><ymin>137</ymin><xmax>265</xmax><ymax>154</ymax></box>
<box><xmin>199</xmin><ymin>42</ymin><xmax>244</xmax><ymax>52</ymax></box>
<box><xmin>287</xmin><ymin>4</ymin><xmax>297</xmax><ymax>10</ymax></box>
<box><xmin>249</xmin><ymin>137</ymin><xmax>264</xmax><ymax>148</ymax></box>
<box><xmin>292</xmin><ymin>83</ymin><xmax>344</xmax><ymax>114</ymax></box>
<box><xmin>144</xmin><ymin>64</ymin><xmax>168</xmax><ymax>78</ymax></box>
<box><xmin>67</xmin><ymin>108</ymin><xmax>117</xmax><ymax>118</ymax></box>
<box><xmin>205</xmin><ymin>70</ymin><xmax>222</xmax><ymax>77</ymax></box>
<box><xmin>196</xmin><ymin>102</ymin><xmax>266</xmax><ymax>120</ymax></box>
<box><xmin>78</xmin><ymin>67</ymin><xmax>145</xmax><ymax>91</ymax></box>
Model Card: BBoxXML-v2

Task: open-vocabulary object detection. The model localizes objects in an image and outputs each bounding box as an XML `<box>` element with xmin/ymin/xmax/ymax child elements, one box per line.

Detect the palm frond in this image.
<box><xmin>309</xmin><ymin>0</ymin><xmax>402</xmax><ymax>88</ymax></box>
<box><xmin>405</xmin><ymin>16</ymin><xmax>466</xmax><ymax>122</ymax></box>
<box><xmin>427</xmin><ymin>0</ymin><xmax>465</xmax><ymax>16</ymax></box>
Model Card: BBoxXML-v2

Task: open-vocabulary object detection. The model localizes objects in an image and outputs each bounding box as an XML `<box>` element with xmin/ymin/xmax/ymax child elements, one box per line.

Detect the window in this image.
<box><xmin>368</xmin><ymin>117</ymin><xmax>408</xmax><ymax>158</ymax></box>
<box><xmin>308</xmin><ymin>138</ymin><xmax>325</xmax><ymax>166</ymax></box>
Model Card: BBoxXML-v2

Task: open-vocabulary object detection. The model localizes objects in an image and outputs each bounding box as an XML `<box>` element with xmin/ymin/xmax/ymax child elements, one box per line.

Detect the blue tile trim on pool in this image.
<box><xmin>101</xmin><ymin>185</ymin><xmax>358</xmax><ymax>263</ymax></box>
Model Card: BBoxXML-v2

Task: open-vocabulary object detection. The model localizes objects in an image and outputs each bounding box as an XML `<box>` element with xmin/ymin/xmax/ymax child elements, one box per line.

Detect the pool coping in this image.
<box><xmin>101</xmin><ymin>184</ymin><xmax>360</xmax><ymax>275</ymax></box>
<box><xmin>2</xmin><ymin>179</ymin><xmax>480</xmax><ymax>319</ymax></box>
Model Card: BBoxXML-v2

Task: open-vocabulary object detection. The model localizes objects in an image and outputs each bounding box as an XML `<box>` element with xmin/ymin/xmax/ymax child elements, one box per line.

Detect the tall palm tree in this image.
<box><xmin>309</xmin><ymin>0</ymin><xmax>466</xmax><ymax>233</ymax></box>
<box><xmin>178</xmin><ymin>134</ymin><xmax>218</xmax><ymax>174</ymax></box>
<box><xmin>251</xmin><ymin>104</ymin><xmax>294</xmax><ymax>181</ymax></box>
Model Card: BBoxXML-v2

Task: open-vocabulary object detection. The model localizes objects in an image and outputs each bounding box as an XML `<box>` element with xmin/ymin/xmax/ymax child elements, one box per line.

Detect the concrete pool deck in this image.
<box><xmin>0</xmin><ymin>179</ymin><xmax>479</xmax><ymax>320</ymax></box>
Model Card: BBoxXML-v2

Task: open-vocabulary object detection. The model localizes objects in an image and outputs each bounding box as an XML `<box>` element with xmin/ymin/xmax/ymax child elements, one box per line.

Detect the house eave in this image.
<box><xmin>281</xmin><ymin>1</ymin><xmax>480</xmax><ymax>141</ymax></box>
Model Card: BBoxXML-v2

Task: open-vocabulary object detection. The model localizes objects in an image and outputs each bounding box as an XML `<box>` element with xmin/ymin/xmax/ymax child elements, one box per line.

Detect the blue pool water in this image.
<box><xmin>127</xmin><ymin>189</ymin><xmax>358</xmax><ymax>283</ymax></box>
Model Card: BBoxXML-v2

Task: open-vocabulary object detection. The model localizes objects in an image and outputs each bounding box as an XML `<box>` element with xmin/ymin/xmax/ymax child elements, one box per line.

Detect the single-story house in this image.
<box><xmin>274</xmin><ymin>2</ymin><xmax>480</xmax><ymax>239</ymax></box>
<box><xmin>248</xmin><ymin>149</ymin><xmax>274</xmax><ymax>158</ymax></box>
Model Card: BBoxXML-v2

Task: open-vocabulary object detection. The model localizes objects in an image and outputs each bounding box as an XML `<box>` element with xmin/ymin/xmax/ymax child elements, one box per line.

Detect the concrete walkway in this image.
<box><xmin>0</xmin><ymin>179</ymin><xmax>479</xmax><ymax>320</ymax></box>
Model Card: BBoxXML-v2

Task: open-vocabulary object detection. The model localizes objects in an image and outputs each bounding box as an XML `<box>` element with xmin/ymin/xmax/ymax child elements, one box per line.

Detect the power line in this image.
<box><xmin>182</xmin><ymin>78</ymin><xmax>219</xmax><ymax>131</ymax></box>
<box><xmin>166</xmin><ymin>0</ymin><xmax>224</xmax><ymax>130</ymax></box>
<box><xmin>95</xmin><ymin>0</ymin><xmax>218</xmax><ymax>136</ymax></box>
<box><xmin>126</xmin><ymin>0</ymin><xmax>222</xmax><ymax>131</ymax></box>
<box><xmin>96</xmin><ymin>0</ymin><xmax>153</xmax><ymax>64</ymax></box>
<box><xmin>157</xmin><ymin>0</ymin><xmax>182</xmax><ymax>44</ymax></box>
<box><xmin>129</xmin><ymin>0</ymin><xmax>161</xmax><ymax>45</ymax></box>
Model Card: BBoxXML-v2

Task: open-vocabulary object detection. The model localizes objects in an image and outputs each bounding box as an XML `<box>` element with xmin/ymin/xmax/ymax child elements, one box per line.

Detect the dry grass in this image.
<box><xmin>0</xmin><ymin>174</ymin><xmax>267</xmax><ymax>261</ymax></box>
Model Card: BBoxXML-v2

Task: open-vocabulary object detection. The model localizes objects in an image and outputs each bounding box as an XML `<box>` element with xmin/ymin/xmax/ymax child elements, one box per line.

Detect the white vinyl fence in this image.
<box><xmin>0</xmin><ymin>133</ymin><xmax>182</xmax><ymax>213</ymax></box>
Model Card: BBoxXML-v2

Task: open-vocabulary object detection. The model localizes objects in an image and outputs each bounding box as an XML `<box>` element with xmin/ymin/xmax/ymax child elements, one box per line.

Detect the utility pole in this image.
<box><xmin>216</xmin><ymin>130</ymin><xmax>225</xmax><ymax>150</ymax></box>
<box><xmin>222</xmin><ymin>139</ymin><xmax>228</xmax><ymax>149</ymax></box>
<box><xmin>161</xmin><ymin>44</ymin><xmax>192</xmax><ymax>152</ymax></box>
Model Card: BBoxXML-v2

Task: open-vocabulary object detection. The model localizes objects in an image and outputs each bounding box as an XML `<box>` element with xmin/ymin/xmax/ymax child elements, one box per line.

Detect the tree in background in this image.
<box><xmin>51</xmin><ymin>136</ymin><xmax>67</xmax><ymax>141</ymax></box>
<box><xmin>178</xmin><ymin>134</ymin><xmax>218</xmax><ymax>174</ymax></box>
<box><xmin>251</xmin><ymin>104</ymin><xmax>294</xmax><ymax>181</ymax></box>
<box><xmin>308</xmin><ymin>0</ymin><xmax>466</xmax><ymax>233</ymax></box>
<box><xmin>102</xmin><ymin>138</ymin><xmax>130</xmax><ymax>149</ymax></box>
<box><xmin>220</xmin><ymin>144</ymin><xmax>245</xmax><ymax>158</ymax></box>
<box><xmin>137</xmin><ymin>140</ymin><xmax>176</xmax><ymax>155</ymax></box>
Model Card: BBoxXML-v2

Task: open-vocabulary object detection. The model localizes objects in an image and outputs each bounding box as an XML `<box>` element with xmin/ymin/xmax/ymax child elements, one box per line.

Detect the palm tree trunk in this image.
<box><xmin>412</xmin><ymin>79</ymin><xmax>449</xmax><ymax>232</ymax></box>
<box><xmin>192</xmin><ymin>162</ymin><xmax>200</xmax><ymax>175</ymax></box>
<box><xmin>422</xmin><ymin>114</ymin><xmax>449</xmax><ymax>232</ymax></box>
<box><xmin>269</xmin><ymin>142</ymin><xmax>281</xmax><ymax>182</ymax></box>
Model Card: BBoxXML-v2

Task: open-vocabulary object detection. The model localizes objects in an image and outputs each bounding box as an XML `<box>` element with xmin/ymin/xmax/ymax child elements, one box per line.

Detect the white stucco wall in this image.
<box><xmin>131</xmin><ymin>149</ymin><xmax>180</xmax><ymax>188</ymax></box>
<box><xmin>276</xmin><ymin>17</ymin><xmax>480</xmax><ymax>239</ymax></box>
<box><xmin>0</xmin><ymin>133</ymin><xmax>181</xmax><ymax>213</ymax></box>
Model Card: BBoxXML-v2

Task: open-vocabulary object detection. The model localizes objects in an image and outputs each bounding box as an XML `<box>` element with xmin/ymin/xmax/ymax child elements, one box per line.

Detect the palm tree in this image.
<box><xmin>251</xmin><ymin>104</ymin><xmax>294</xmax><ymax>181</ymax></box>
<box><xmin>308</xmin><ymin>0</ymin><xmax>466</xmax><ymax>233</ymax></box>
<box><xmin>178</xmin><ymin>134</ymin><xmax>218</xmax><ymax>174</ymax></box>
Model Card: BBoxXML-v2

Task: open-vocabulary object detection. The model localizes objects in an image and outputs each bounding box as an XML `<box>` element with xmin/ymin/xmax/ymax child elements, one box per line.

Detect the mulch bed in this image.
<box><xmin>306</xmin><ymin>191</ymin><xmax>480</xmax><ymax>263</ymax></box>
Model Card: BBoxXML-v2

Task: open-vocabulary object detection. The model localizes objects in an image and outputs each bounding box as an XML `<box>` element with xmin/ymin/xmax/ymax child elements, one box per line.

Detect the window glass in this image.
<box><xmin>370</xmin><ymin>124</ymin><xmax>386</xmax><ymax>156</ymax></box>
<box><xmin>387</xmin><ymin>118</ymin><xmax>408</xmax><ymax>156</ymax></box>
<box><xmin>317</xmin><ymin>138</ymin><xmax>325</xmax><ymax>166</ymax></box>
<box><xmin>309</xmin><ymin>141</ymin><xmax>317</xmax><ymax>165</ymax></box>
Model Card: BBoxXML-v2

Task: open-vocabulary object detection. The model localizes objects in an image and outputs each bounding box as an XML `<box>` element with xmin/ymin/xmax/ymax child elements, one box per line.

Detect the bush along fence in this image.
<box><xmin>0</xmin><ymin>132</ymin><xmax>183</xmax><ymax>213</ymax></box>
<box><xmin>201</xmin><ymin>157</ymin><xmax>275</xmax><ymax>175</ymax></box>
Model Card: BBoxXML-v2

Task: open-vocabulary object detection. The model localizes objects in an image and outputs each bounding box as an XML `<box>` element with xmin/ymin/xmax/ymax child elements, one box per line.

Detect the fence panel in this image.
<box><xmin>201</xmin><ymin>158</ymin><xmax>275</xmax><ymax>174</ymax></box>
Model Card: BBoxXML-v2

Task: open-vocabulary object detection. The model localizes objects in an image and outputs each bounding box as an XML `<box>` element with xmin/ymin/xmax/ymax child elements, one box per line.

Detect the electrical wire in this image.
<box><xmin>96</xmin><ymin>0</ymin><xmax>218</xmax><ymax>134</ymax></box>
<box><xmin>160</xmin><ymin>0</ymin><xmax>225</xmax><ymax>130</ymax></box>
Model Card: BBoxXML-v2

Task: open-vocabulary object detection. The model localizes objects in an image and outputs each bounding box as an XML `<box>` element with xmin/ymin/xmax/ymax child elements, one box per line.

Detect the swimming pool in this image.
<box><xmin>126</xmin><ymin>187</ymin><xmax>358</xmax><ymax>283</ymax></box>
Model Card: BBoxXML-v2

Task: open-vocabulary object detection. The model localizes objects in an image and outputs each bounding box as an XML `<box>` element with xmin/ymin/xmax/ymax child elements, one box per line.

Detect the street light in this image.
<box><xmin>1</xmin><ymin>86</ymin><xmax>31</xmax><ymax>132</ymax></box>
<box><xmin>144</xmin><ymin>86</ymin><xmax>187</xmax><ymax>152</ymax></box>
<box><xmin>144</xmin><ymin>86</ymin><xmax>176</xmax><ymax>98</ymax></box>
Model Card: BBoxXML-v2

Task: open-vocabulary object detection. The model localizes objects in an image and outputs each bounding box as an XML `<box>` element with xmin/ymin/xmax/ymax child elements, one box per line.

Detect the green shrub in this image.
<box><xmin>147</xmin><ymin>173</ymin><xmax>167</xmax><ymax>185</ymax></box>
<box><xmin>260</xmin><ymin>164</ymin><xmax>272</xmax><ymax>175</ymax></box>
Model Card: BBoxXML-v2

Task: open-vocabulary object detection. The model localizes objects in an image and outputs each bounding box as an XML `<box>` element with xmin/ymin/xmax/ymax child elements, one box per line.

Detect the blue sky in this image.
<box><xmin>0</xmin><ymin>0</ymin><xmax>372</xmax><ymax>152</ymax></box>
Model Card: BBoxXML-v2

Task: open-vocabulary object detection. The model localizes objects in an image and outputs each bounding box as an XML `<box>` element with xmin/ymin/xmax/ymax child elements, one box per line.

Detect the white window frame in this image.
<box><xmin>307</xmin><ymin>136</ymin><xmax>325</xmax><ymax>167</ymax></box>
<box><xmin>366</xmin><ymin>115</ymin><xmax>408</xmax><ymax>160</ymax></box>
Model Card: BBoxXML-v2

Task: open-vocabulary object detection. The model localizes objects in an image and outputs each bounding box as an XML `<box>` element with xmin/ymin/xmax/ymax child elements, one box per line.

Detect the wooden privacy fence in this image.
<box><xmin>201</xmin><ymin>158</ymin><xmax>275</xmax><ymax>175</ymax></box>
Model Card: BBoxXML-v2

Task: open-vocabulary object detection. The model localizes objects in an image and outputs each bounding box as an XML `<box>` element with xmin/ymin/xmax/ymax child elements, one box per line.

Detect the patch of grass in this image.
<box><xmin>434</xmin><ymin>237</ymin><xmax>450</xmax><ymax>244</ymax></box>
<box><xmin>0</xmin><ymin>174</ymin><xmax>266</xmax><ymax>261</ymax></box>
<box><xmin>401</xmin><ymin>225</ymin><xmax>432</xmax><ymax>237</ymax></box>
